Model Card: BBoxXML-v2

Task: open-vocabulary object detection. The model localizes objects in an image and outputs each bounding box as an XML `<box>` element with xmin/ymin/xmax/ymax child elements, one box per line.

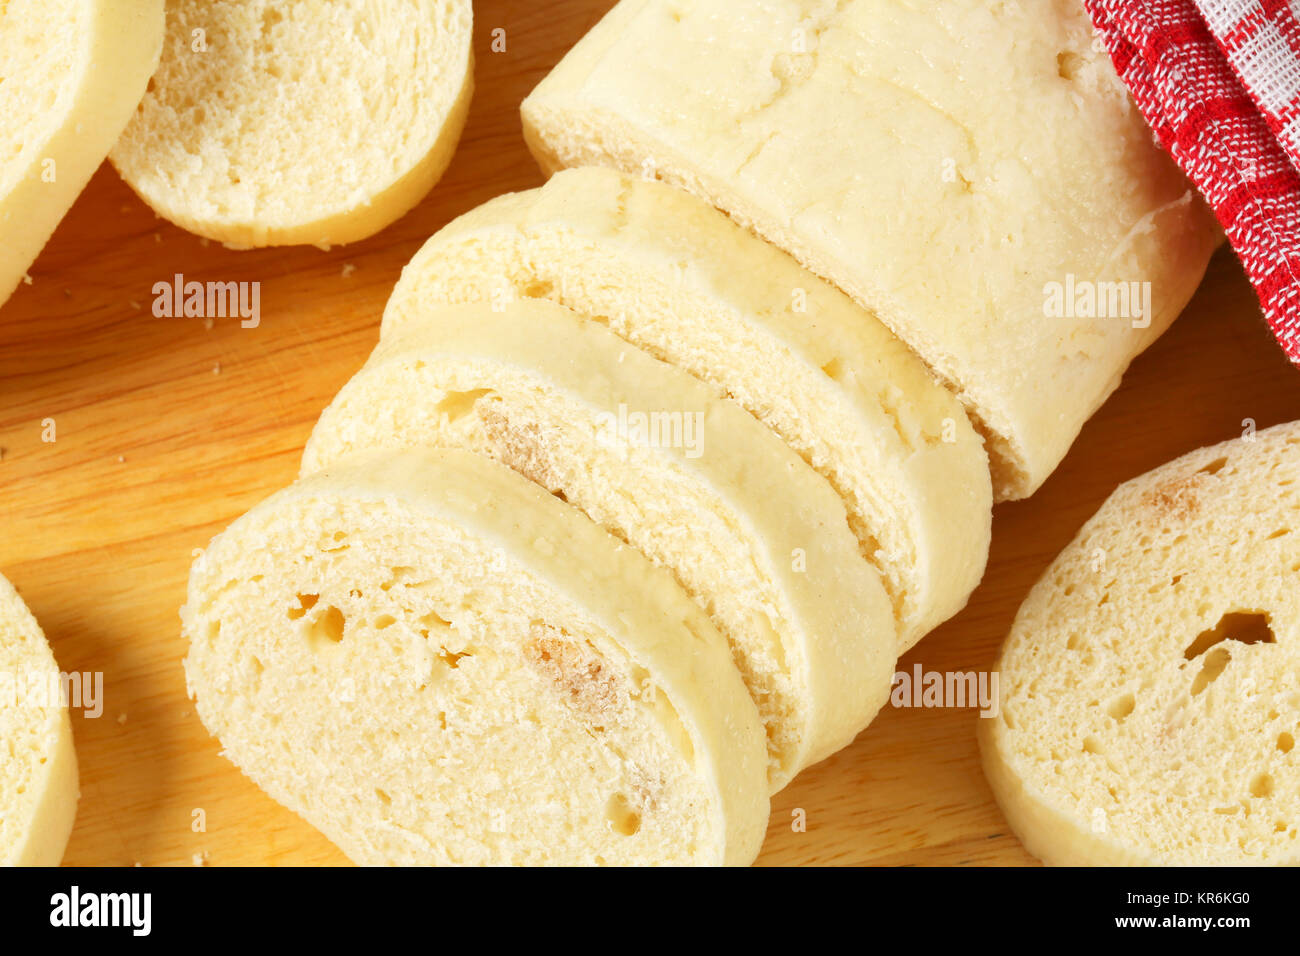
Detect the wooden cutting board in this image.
<box><xmin>3</xmin><ymin>0</ymin><xmax>1298</xmax><ymax>868</ymax></box>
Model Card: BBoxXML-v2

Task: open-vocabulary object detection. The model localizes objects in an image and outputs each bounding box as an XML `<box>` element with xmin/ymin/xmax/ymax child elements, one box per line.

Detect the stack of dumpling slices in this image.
<box><xmin>181</xmin><ymin>168</ymin><xmax>993</xmax><ymax>865</ymax></box>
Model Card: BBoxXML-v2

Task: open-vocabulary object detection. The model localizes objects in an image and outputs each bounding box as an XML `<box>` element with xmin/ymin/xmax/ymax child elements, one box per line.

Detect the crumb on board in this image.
<box><xmin>342</xmin><ymin>262</ymin><xmax>356</xmax><ymax>277</ymax></box>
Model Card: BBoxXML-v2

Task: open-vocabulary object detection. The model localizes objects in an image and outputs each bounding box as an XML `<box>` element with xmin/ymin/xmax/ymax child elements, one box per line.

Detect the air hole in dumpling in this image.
<box><xmin>1184</xmin><ymin>611</ymin><xmax>1275</xmax><ymax>660</ymax></box>
<box><xmin>606</xmin><ymin>792</ymin><xmax>641</xmax><ymax>836</ymax></box>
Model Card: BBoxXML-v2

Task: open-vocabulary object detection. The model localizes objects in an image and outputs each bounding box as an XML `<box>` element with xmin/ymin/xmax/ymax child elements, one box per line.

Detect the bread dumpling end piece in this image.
<box><xmin>182</xmin><ymin>448</ymin><xmax>769</xmax><ymax>866</ymax></box>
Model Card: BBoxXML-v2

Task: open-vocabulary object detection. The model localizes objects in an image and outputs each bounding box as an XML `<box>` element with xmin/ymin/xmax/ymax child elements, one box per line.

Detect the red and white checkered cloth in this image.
<box><xmin>1084</xmin><ymin>0</ymin><xmax>1300</xmax><ymax>363</ymax></box>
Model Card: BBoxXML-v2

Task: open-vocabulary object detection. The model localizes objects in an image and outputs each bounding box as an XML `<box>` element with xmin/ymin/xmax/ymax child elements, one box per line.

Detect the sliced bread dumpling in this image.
<box><xmin>304</xmin><ymin>299</ymin><xmax>897</xmax><ymax>791</ymax></box>
<box><xmin>0</xmin><ymin>573</ymin><xmax>79</xmax><ymax>866</ymax></box>
<box><xmin>0</xmin><ymin>0</ymin><xmax>164</xmax><ymax>308</ymax></box>
<box><xmin>982</xmin><ymin>421</ymin><xmax>1300</xmax><ymax>865</ymax></box>
<box><xmin>110</xmin><ymin>0</ymin><xmax>474</xmax><ymax>248</ymax></box>
<box><xmin>182</xmin><ymin>447</ymin><xmax>769</xmax><ymax>865</ymax></box>
<box><xmin>379</xmin><ymin>166</ymin><xmax>991</xmax><ymax>650</ymax></box>
<box><xmin>521</xmin><ymin>0</ymin><xmax>1221</xmax><ymax>500</ymax></box>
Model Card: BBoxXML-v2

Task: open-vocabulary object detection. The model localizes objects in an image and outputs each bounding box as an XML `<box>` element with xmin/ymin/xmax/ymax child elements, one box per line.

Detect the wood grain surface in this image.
<box><xmin>2</xmin><ymin>0</ymin><xmax>1298</xmax><ymax>867</ymax></box>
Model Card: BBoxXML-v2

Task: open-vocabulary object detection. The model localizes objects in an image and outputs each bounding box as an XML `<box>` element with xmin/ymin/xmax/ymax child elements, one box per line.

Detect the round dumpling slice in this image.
<box><xmin>111</xmin><ymin>0</ymin><xmax>474</xmax><ymax>247</ymax></box>
<box><xmin>182</xmin><ymin>447</ymin><xmax>769</xmax><ymax>866</ymax></box>
<box><xmin>982</xmin><ymin>421</ymin><xmax>1300</xmax><ymax>865</ymax></box>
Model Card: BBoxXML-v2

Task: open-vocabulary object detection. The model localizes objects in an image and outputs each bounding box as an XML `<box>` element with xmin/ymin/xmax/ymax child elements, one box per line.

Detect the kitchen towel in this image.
<box><xmin>1086</xmin><ymin>0</ymin><xmax>1300</xmax><ymax>363</ymax></box>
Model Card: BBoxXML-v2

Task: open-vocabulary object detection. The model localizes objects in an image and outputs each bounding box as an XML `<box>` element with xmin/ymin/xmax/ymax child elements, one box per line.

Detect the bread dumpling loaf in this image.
<box><xmin>982</xmin><ymin>421</ymin><xmax>1300</xmax><ymax>865</ymax></box>
<box><xmin>0</xmin><ymin>574</ymin><xmax>79</xmax><ymax>866</ymax></box>
<box><xmin>0</xmin><ymin>0</ymin><xmax>164</xmax><ymax>308</ymax></box>
<box><xmin>304</xmin><ymin>299</ymin><xmax>896</xmax><ymax>790</ymax></box>
<box><xmin>182</xmin><ymin>448</ymin><xmax>769</xmax><ymax>865</ymax></box>
<box><xmin>380</xmin><ymin>167</ymin><xmax>991</xmax><ymax>650</ymax></box>
<box><xmin>111</xmin><ymin>0</ymin><xmax>474</xmax><ymax>248</ymax></box>
<box><xmin>522</xmin><ymin>0</ymin><xmax>1221</xmax><ymax>500</ymax></box>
